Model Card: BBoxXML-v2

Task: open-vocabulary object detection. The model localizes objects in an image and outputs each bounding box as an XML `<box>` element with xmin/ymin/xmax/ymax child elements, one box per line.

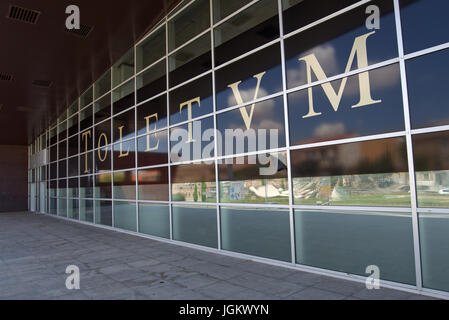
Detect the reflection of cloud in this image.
<box><xmin>227</xmin><ymin>87</ymin><xmax>270</xmax><ymax>107</ymax></box>
<box><xmin>288</xmin><ymin>44</ymin><xmax>338</xmax><ymax>86</ymax></box>
<box><xmin>314</xmin><ymin>122</ymin><xmax>345</xmax><ymax>138</ymax></box>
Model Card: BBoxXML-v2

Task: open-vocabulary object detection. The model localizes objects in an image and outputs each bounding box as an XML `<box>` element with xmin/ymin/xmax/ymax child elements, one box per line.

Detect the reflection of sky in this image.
<box><xmin>288</xmin><ymin>64</ymin><xmax>405</xmax><ymax>145</ymax></box>
<box><xmin>285</xmin><ymin>7</ymin><xmax>397</xmax><ymax>89</ymax></box>
<box><xmin>406</xmin><ymin>49</ymin><xmax>449</xmax><ymax>129</ymax></box>
<box><xmin>400</xmin><ymin>0</ymin><xmax>449</xmax><ymax>54</ymax></box>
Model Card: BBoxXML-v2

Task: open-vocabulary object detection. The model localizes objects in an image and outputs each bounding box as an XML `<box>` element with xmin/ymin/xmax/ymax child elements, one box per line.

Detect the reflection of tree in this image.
<box><xmin>358</xmin><ymin>151</ymin><xmax>395</xmax><ymax>173</ymax></box>
<box><xmin>201</xmin><ymin>182</ymin><xmax>206</xmax><ymax>202</ymax></box>
<box><xmin>193</xmin><ymin>184</ymin><xmax>198</xmax><ymax>202</ymax></box>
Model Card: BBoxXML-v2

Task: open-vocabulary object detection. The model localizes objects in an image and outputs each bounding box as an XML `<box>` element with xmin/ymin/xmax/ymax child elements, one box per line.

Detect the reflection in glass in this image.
<box><xmin>171</xmin><ymin>163</ymin><xmax>216</xmax><ymax>202</ymax></box>
<box><xmin>218</xmin><ymin>153</ymin><xmax>289</xmax><ymax>204</ymax></box>
<box><xmin>295</xmin><ymin>209</ymin><xmax>416</xmax><ymax>285</ymax></box>
<box><xmin>113</xmin><ymin>140</ymin><xmax>136</xmax><ymax>170</ymax></box>
<box><xmin>214</xmin><ymin>0</ymin><xmax>279</xmax><ymax>66</ymax></box>
<box><xmin>58</xmin><ymin>179</ymin><xmax>67</xmax><ymax>198</ymax></box>
<box><xmin>419</xmin><ymin>212</ymin><xmax>449</xmax><ymax>292</ymax></box>
<box><xmin>172</xmin><ymin>205</ymin><xmax>218</xmax><ymax>248</ymax></box>
<box><xmin>169</xmin><ymin>74</ymin><xmax>213</xmax><ymax>124</ymax></box>
<box><xmin>68</xmin><ymin>114</ymin><xmax>78</xmax><ymax>137</ymax></box>
<box><xmin>80</xmin><ymin>87</ymin><xmax>93</xmax><ymax>109</ymax></box>
<box><xmin>58</xmin><ymin>198</ymin><xmax>67</xmax><ymax>217</ymax></box>
<box><xmin>50</xmin><ymin>145</ymin><xmax>57</xmax><ymax>162</ymax></box>
<box><xmin>138</xmin><ymin>167</ymin><xmax>169</xmax><ymax>201</ymax></box>
<box><xmin>114</xmin><ymin>201</ymin><xmax>137</xmax><ymax>232</ymax></box>
<box><xmin>217</xmin><ymin>97</ymin><xmax>286</xmax><ymax>155</ymax></box>
<box><xmin>139</xmin><ymin>203</ymin><xmax>170</xmax><ymax>239</ymax></box>
<box><xmin>58</xmin><ymin>160</ymin><xmax>66</xmax><ymax>178</ymax></box>
<box><xmin>137</xmin><ymin>96</ymin><xmax>168</xmax><ymax>135</ymax></box>
<box><xmin>80</xmin><ymin>151</ymin><xmax>93</xmax><ymax>175</ymax></box>
<box><xmin>68</xmin><ymin>199</ymin><xmax>79</xmax><ymax>220</ymax></box>
<box><xmin>80</xmin><ymin>199</ymin><xmax>94</xmax><ymax>223</ymax></box>
<box><xmin>113</xmin><ymin>170</ymin><xmax>136</xmax><ymax>200</ymax></box>
<box><xmin>58</xmin><ymin>140</ymin><xmax>67</xmax><ymax>159</ymax></box>
<box><xmin>112</xmin><ymin>79</ymin><xmax>135</xmax><ymax>114</ymax></box>
<box><xmin>94</xmin><ymin>120</ymin><xmax>111</xmax><ymax>148</ymax></box>
<box><xmin>94</xmin><ymin>95</ymin><xmax>111</xmax><ymax>124</ymax></box>
<box><xmin>68</xmin><ymin>135</ymin><xmax>78</xmax><ymax>157</ymax></box>
<box><xmin>168</xmin><ymin>0</ymin><xmax>210</xmax><ymax>51</ymax></box>
<box><xmin>113</xmin><ymin>109</ymin><xmax>135</xmax><ymax>143</ymax></box>
<box><xmin>137</xmin><ymin>60</ymin><xmax>166</xmax><ymax>103</ymax></box>
<box><xmin>215</xmin><ymin>44</ymin><xmax>283</xmax><ymax>110</ymax></box>
<box><xmin>68</xmin><ymin>178</ymin><xmax>78</xmax><ymax>197</ymax></box>
<box><xmin>169</xmin><ymin>34</ymin><xmax>211</xmax><ymax>87</ymax></box>
<box><xmin>95</xmin><ymin>145</ymin><xmax>111</xmax><ymax>173</ymax></box>
<box><xmin>213</xmin><ymin>0</ymin><xmax>253</xmax><ymax>23</ymax></box>
<box><xmin>112</xmin><ymin>48</ymin><xmax>134</xmax><ymax>88</ymax></box>
<box><xmin>406</xmin><ymin>49</ymin><xmax>449</xmax><ymax>129</ymax></box>
<box><xmin>94</xmin><ymin>70</ymin><xmax>111</xmax><ymax>99</ymax></box>
<box><xmin>137</xmin><ymin>26</ymin><xmax>165</xmax><ymax>73</ymax></box>
<box><xmin>284</xmin><ymin>0</ymin><xmax>396</xmax><ymax>89</ymax></box>
<box><xmin>282</xmin><ymin>0</ymin><xmax>359</xmax><ymax>34</ymax></box>
<box><xmin>79</xmin><ymin>175</ymin><xmax>94</xmax><ymax>198</ymax></box>
<box><xmin>95</xmin><ymin>173</ymin><xmax>112</xmax><ymax>199</ymax></box>
<box><xmin>291</xmin><ymin>138</ymin><xmax>411</xmax><ymax>207</ymax></box>
<box><xmin>413</xmin><ymin>131</ymin><xmax>449</xmax><ymax>208</ymax></box>
<box><xmin>221</xmin><ymin>207</ymin><xmax>291</xmax><ymax>262</ymax></box>
<box><xmin>58</xmin><ymin>121</ymin><xmax>67</xmax><ymax>142</ymax></box>
<box><xmin>80</xmin><ymin>105</ymin><xmax>93</xmax><ymax>132</ymax></box>
<box><xmin>50</xmin><ymin>197</ymin><xmax>57</xmax><ymax>215</ymax></box>
<box><xmin>288</xmin><ymin>64</ymin><xmax>404</xmax><ymax>146</ymax></box>
<box><xmin>95</xmin><ymin>200</ymin><xmax>112</xmax><ymax>226</ymax></box>
<box><xmin>68</xmin><ymin>156</ymin><xmax>78</xmax><ymax>177</ymax></box>
<box><xmin>137</xmin><ymin>130</ymin><xmax>169</xmax><ymax>167</ymax></box>
<box><xmin>400</xmin><ymin>0</ymin><xmax>449</xmax><ymax>54</ymax></box>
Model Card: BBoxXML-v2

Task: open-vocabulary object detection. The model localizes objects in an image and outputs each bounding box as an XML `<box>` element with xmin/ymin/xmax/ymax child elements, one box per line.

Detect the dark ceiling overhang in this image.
<box><xmin>0</xmin><ymin>0</ymin><xmax>181</xmax><ymax>145</ymax></box>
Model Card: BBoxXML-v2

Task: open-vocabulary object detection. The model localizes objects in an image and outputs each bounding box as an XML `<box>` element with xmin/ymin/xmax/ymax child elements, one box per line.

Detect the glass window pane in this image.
<box><xmin>95</xmin><ymin>145</ymin><xmax>112</xmax><ymax>173</ymax></box>
<box><xmin>215</xmin><ymin>44</ymin><xmax>283</xmax><ymax>110</ymax></box>
<box><xmin>138</xmin><ymin>167</ymin><xmax>169</xmax><ymax>201</ymax></box>
<box><xmin>112</xmin><ymin>48</ymin><xmax>134</xmax><ymax>87</ymax></box>
<box><xmin>214</xmin><ymin>0</ymin><xmax>279</xmax><ymax>66</ymax></box>
<box><xmin>49</xmin><ymin>197</ymin><xmax>57</xmax><ymax>215</ymax></box>
<box><xmin>68</xmin><ymin>135</ymin><xmax>78</xmax><ymax>157</ymax></box>
<box><xmin>68</xmin><ymin>178</ymin><xmax>78</xmax><ymax>197</ymax></box>
<box><xmin>137</xmin><ymin>60</ymin><xmax>167</xmax><ymax>103</ymax></box>
<box><xmin>80</xmin><ymin>151</ymin><xmax>93</xmax><ymax>175</ymax></box>
<box><xmin>419</xmin><ymin>212</ymin><xmax>449</xmax><ymax>292</ymax></box>
<box><xmin>80</xmin><ymin>105</ymin><xmax>93</xmax><ymax>132</ymax></box>
<box><xmin>406</xmin><ymin>49</ymin><xmax>449</xmax><ymax>129</ymax></box>
<box><xmin>137</xmin><ymin>96</ymin><xmax>168</xmax><ymax>136</ymax></box>
<box><xmin>80</xmin><ymin>199</ymin><xmax>94</xmax><ymax>222</ymax></box>
<box><xmin>113</xmin><ymin>109</ymin><xmax>135</xmax><ymax>143</ymax></box>
<box><xmin>400</xmin><ymin>0</ymin><xmax>449</xmax><ymax>54</ymax></box>
<box><xmin>282</xmin><ymin>0</ymin><xmax>359</xmax><ymax>34</ymax></box>
<box><xmin>213</xmin><ymin>0</ymin><xmax>253</xmax><ymax>23</ymax></box>
<box><xmin>80</xmin><ymin>175</ymin><xmax>94</xmax><ymax>198</ymax></box>
<box><xmin>94</xmin><ymin>95</ymin><xmax>111</xmax><ymax>124</ymax></box>
<box><xmin>58</xmin><ymin>198</ymin><xmax>67</xmax><ymax>217</ymax></box>
<box><xmin>95</xmin><ymin>173</ymin><xmax>112</xmax><ymax>199</ymax></box>
<box><xmin>291</xmin><ymin>138</ymin><xmax>411</xmax><ymax>207</ymax></box>
<box><xmin>68</xmin><ymin>199</ymin><xmax>79</xmax><ymax>220</ymax></box>
<box><xmin>221</xmin><ymin>207</ymin><xmax>291</xmax><ymax>262</ymax></box>
<box><xmin>136</xmin><ymin>26</ymin><xmax>166</xmax><ymax>73</ymax></box>
<box><xmin>171</xmin><ymin>163</ymin><xmax>216</xmax><ymax>202</ymax></box>
<box><xmin>288</xmin><ymin>64</ymin><xmax>404</xmax><ymax>146</ymax></box>
<box><xmin>169</xmin><ymin>74</ymin><xmax>213</xmax><ymax>125</ymax></box>
<box><xmin>139</xmin><ymin>203</ymin><xmax>170</xmax><ymax>239</ymax></box>
<box><xmin>113</xmin><ymin>170</ymin><xmax>136</xmax><ymax>200</ymax></box>
<box><xmin>68</xmin><ymin>156</ymin><xmax>79</xmax><ymax>177</ymax></box>
<box><xmin>295</xmin><ymin>209</ymin><xmax>416</xmax><ymax>285</ymax></box>
<box><xmin>58</xmin><ymin>121</ymin><xmax>67</xmax><ymax>141</ymax></box>
<box><xmin>413</xmin><ymin>131</ymin><xmax>449</xmax><ymax>208</ymax></box>
<box><xmin>68</xmin><ymin>101</ymin><xmax>78</xmax><ymax>116</ymax></box>
<box><xmin>218</xmin><ymin>153</ymin><xmax>289</xmax><ymax>204</ymax></box>
<box><xmin>58</xmin><ymin>179</ymin><xmax>67</xmax><ymax>197</ymax></box>
<box><xmin>168</xmin><ymin>0</ymin><xmax>210</xmax><ymax>51</ymax></box>
<box><xmin>95</xmin><ymin>200</ymin><xmax>112</xmax><ymax>226</ymax></box>
<box><xmin>113</xmin><ymin>140</ymin><xmax>136</xmax><ymax>170</ymax></box>
<box><xmin>172</xmin><ymin>205</ymin><xmax>218</xmax><ymax>248</ymax></box>
<box><xmin>284</xmin><ymin>0</ymin><xmax>396</xmax><ymax>89</ymax></box>
<box><xmin>95</xmin><ymin>70</ymin><xmax>111</xmax><ymax>99</ymax></box>
<box><xmin>169</xmin><ymin>34</ymin><xmax>211</xmax><ymax>87</ymax></box>
<box><xmin>68</xmin><ymin>114</ymin><xmax>78</xmax><ymax>137</ymax></box>
<box><xmin>112</xmin><ymin>79</ymin><xmax>135</xmax><ymax>114</ymax></box>
<box><xmin>58</xmin><ymin>160</ymin><xmax>67</xmax><ymax>178</ymax></box>
<box><xmin>217</xmin><ymin>97</ymin><xmax>286</xmax><ymax>155</ymax></box>
<box><xmin>94</xmin><ymin>120</ymin><xmax>111</xmax><ymax>149</ymax></box>
<box><xmin>137</xmin><ymin>130</ymin><xmax>169</xmax><ymax>167</ymax></box>
<box><xmin>80</xmin><ymin>87</ymin><xmax>93</xmax><ymax>109</ymax></box>
<box><xmin>114</xmin><ymin>201</ymin><xmax>137</xmax><ymax>231</ymax></box>
<box><xmin>80</xmin><ymin>128</ymin><xmax>93</xmax><ymax>153</ymax></box>
<box><xmin>58</xmin><ymin>140</ymin><xmax>67</xmax><ymax>159</ymax></box>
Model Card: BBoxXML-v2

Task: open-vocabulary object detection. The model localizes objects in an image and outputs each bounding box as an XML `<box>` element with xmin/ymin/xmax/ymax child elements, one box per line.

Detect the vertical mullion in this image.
<box><xmin>166</xmin><ymin>17</ymin><xmax>173</xmax><ymax>241</ymax></box>
<box><xmin>110</xmin><ymin>67</ymin><xmax>114</xmax><ymax>228</ymax></box>
<box><xmin>278</xmin><ymin>0</ymin><xmax>296</xmax><ymax>265</ymax></box>
<box><xmin>394</xmin><ymin>0</ymin><xmax>423</xmax><ymax>290</ymax></box>
<box><xmin>134</xmin><ymin>44</ymin><xmax>139</xmax><ymax>234</ymax></box>
<box><xmin>210</xmin><ymin>0</ymin><xmax>221</xmax><ymax>250</ymax></box>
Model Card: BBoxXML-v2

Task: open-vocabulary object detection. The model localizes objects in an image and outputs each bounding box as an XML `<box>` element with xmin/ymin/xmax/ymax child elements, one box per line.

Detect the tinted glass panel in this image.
<box><xmin>113</xmin><ymin>170</ymin><xmax>136</xmax><ymax>200</ymax></box>
<box><xmin>95</xmin><ymin>200</ymin><xmax>112</xmax><ymax>226</ymax></box>
<box><xmin>68</xmin><ymin>115</ymin><xmax>78</xmax><ymax>137</ymax></box>
<box><xmin>80</xmin><ymin>87</ymin><xmax>93</xmax><ymax>108</ymax></box>
<box><xmin>58</xmin><ymin>140</ymin><xmax>67</xmax><ymax>159</ymax></box>
<box><xmin>68</xmin><ymin>156</ymin><xmax>78</xmax><ymax>177</ymax></box>
<box><xmin>139</xmin><ymin>204</ymin><xmax>170</xmax><ymax>239</ymax></box>
<box><xmin>400</xmin><ymin>0</ymin><xmax>449</xmax><ymax>53</ymax></box>
<box><xmin>68</xmin><ymin>135</ymin><xmax>78</xmax><ymax>157</ymax></box>
<box><xmin>113</xmin><ymin>79</ymin><xmax>135</xmax><ymax>114</ymax></box>
<box><xmin>284</xmin><ymin>0</ymin><xmax>396</xmax><ymax>89</ymax></box>
<box><xmin>221</xmin><ymin>207</ymin><xmax>291</xmax><ymax>261</ymax></box>
<box><xmin>68</xmin><ymin>178</ymin><xmax>78</xmax><ymax>197</ymax></box>
<box><xmin>94</xmin><ymin>95</ymin><xmax>111</xmax><ymax>124</ymax></box>
<box><xmin>288</xmin><ymin>64</ymin><xmax>404</xmax><ymax>146</ymax></box>
<box><xmin>291</xmin><ymin>138</ymin><xmax>411</xmax><ymax>207</ymax></box>
<box><xmin>112</xmin><ymin>49</ymin><xmax>134</xmax><ymax>87</ymax></box>
<box><xmin>406</xmin><ymin>49</ymin><xmax>449</xmax><ymax>129</ymax></box>
<box><xmin>137</xmin><ymin>130</ymin><xmax>169</xmax><ymax>167</ymax></box>
<box><xmin>95</xmin><ymin>120</ymin><xmax>111</xmax><ymax>148</ymax></box>
<box><xmin>138</xmin><ymin>167</ymin><xmax>169</xmax><ymax>201</ymax></box>
<box><xmin>137</xmin><ymin>96</ymin><xmax>168</xmax><ymax>136</ymax></box>
<box><xmin>79</xmin><ymin>105</ymin><xmax>93</xmax><ymax>132</ymax></box>
<box><xmin>58</xmin><ymin>198</ymin><xmax>67</xmax><ymax>217</ymax></box>
<box><xmin>295</xmin><ymin>209</ymin><xmax>416</xmax><ymax>285</ymax></box>
<box><xmin>50</xmin><ymin>145</ymin><xmax>57</xmax><ymax>162</ymax></box>
<box><xmin>213</xmin><ymin>0</ymin><xmax>253</xmax><ymax>23</ymax></box>
<box><xmin>80</xmin><ymin>151</ymin><xmax>93</xmax><ymax>175</ymax></box>
<box><xmin>214</xmin><ymin>0</ymin><xmax>279</xmax><ymax>66</ymax></box>
<box><xmin>172</xmin><ymin>205</ymin><xmax>218</xmax><ymax>248</ymax></box>
<box><xmin>413</xmin><ymin>131</ymin><xmax>449</xmax><ymax>208</ymax></box>
<box><xmin>94</xmin><ymin>70</ymin><xmax>111</xmax><ymax>99</ymax></box>
<box><xmin>80</xmin><ymin>199</ymin><xmax>94</xmax><ymax>222</ymax></box>
<box><xmin>80</xmin><ymin>129</ymin><xmax>93</xmax><ymax>153</ymax></box>
<box><xmin>136</xmin><ymin>60</ymin><xmax>166</xmax><ymax>103</ymax></box>
<box><xmin>79</xmin><ymin>176</ymin><xmax>94</xmax><ymax>198</ymax></box>
<box><xmin>113</xmin><ymin>140</ymin><xmax>136</xmax><ymax>170</ymax></box>
<box><xmin>95</xmin><ymin>145</ymin><xmax>111</xmax><ymax>173</ymax></box>
<box><xmin>58</xmin><ymin>160</ymin><xmax>66</xmax><ymax>178</ymax></box>
<box><xmin>114</xmin><ymin>201</ymin><xmax>137</xmax><ymax>231</ymax></box>
<box><xmin>171</xmin><ymin>163</ymin><xmax>216</xmax><ymax>202</ymax></box>
<box><xmin>216</xmin><ymin>44</ymin><xmax>283</xmax><ymax>110</ymax></box>
<box><xmin>137</xmin><ymin>26</ymin><xmax>166</xmax><ymax>72</ymax></box>
<box><xmin>68</xmin><ymin>199</ymin><xmax>79</xmax><ymax>220</ymax></box>
<box><xmin>113</xmin><ymin>109</ymin><xmax>135</xmax><ymax>143</ymax></box>
<box><xmin>95</xmin><ymin>173</ymin><xmax>112</xmax><ymax>199</ymax></box>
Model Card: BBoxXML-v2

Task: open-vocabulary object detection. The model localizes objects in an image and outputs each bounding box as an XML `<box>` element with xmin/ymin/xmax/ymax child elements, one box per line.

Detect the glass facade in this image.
<box><xmin>28</xmin><ymin>0</ymin><xmax>449</xmax><ymax>294</ymax></box>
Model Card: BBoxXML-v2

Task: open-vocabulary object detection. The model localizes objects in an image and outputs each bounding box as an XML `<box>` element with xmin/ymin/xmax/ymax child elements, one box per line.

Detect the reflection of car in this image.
<box><xmin>438</xmin><ymin>189</ymin><xmax>449</xmax><ymax>195</ymax></box>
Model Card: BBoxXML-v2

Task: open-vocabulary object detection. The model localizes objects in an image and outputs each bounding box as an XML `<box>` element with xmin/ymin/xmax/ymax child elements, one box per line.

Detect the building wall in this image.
<box><xmin>0</xmin><ymin>145</ymin><xmax>28</xmax><ymax>212</ymax></box>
